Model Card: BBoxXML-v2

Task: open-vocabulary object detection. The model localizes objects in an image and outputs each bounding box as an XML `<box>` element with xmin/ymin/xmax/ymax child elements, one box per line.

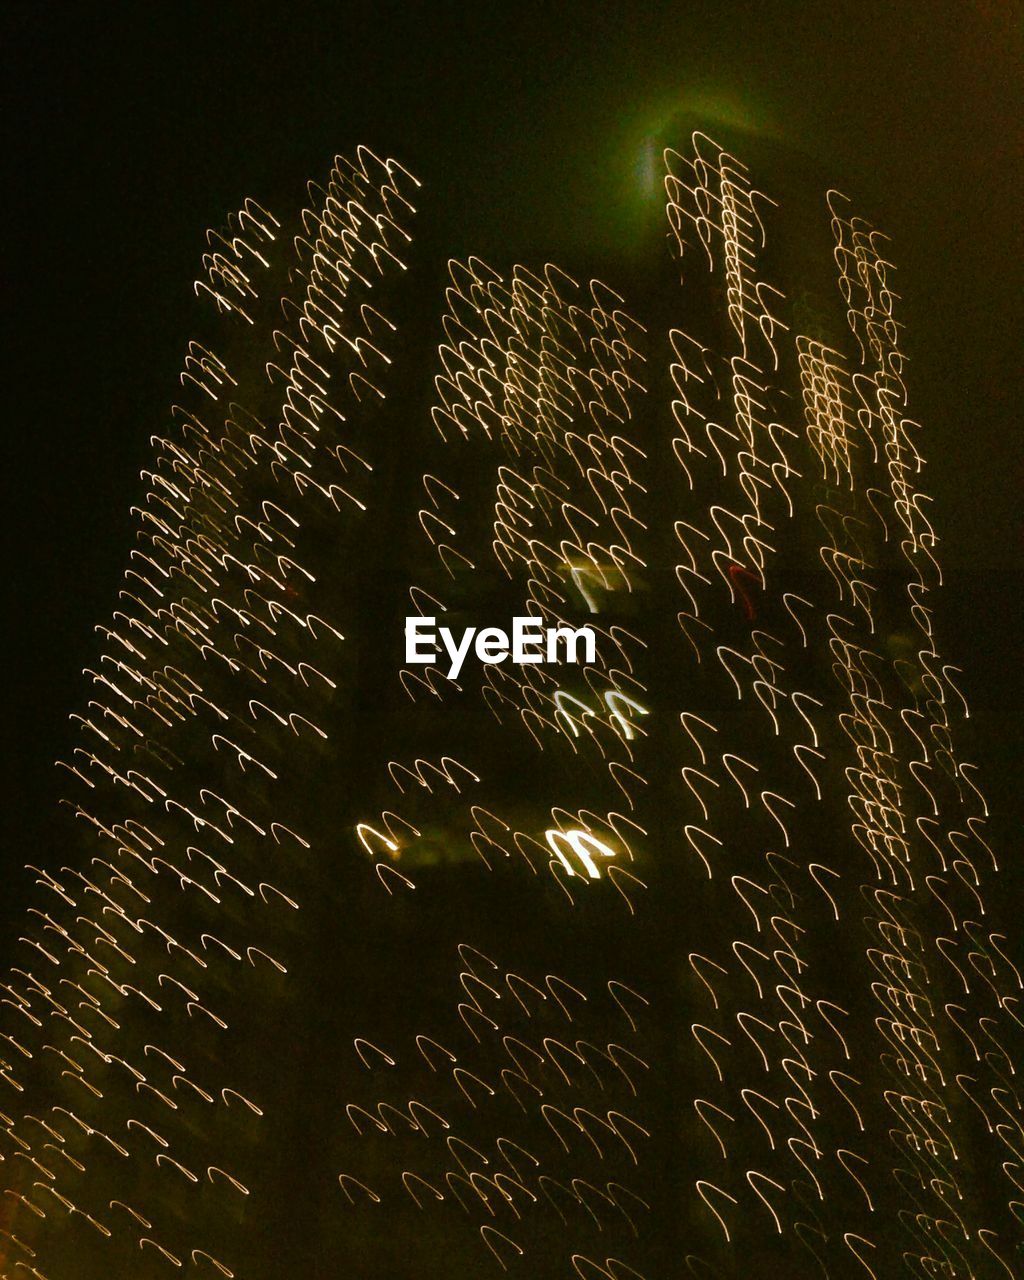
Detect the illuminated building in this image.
<box><xmin>0</xmin><ymin>138</ymin><xmax>1019</xmax><ymax>1279</ymax></box>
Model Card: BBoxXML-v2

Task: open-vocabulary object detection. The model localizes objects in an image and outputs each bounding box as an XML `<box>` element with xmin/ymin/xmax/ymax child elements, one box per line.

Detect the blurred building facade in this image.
<box><xmin>1</xmin><ymin>138</ymin><xmax>1019</xmax><ymax>1279</ymax></box>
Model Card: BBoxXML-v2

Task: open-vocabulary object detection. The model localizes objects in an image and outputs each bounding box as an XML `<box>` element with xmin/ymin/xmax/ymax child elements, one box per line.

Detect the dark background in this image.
<box><xmin>6</xmin><ymin>1</ymin><xmax>1022</xmax><ymax>882</ymax></box>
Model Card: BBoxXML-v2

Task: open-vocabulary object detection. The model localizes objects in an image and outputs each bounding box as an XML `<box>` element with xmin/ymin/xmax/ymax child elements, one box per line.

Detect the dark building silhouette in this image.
<box><xmin>1</xmin><ymin>137</ymin><xmax>1019</xmax><ymax>1280</ymax></box>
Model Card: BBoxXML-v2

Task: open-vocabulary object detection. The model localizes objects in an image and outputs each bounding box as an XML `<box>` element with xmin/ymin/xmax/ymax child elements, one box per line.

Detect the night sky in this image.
<box><xmin>7</xmin><ymin>1</ymin><xmax>1022</xmax><ymax>882</ymax></box>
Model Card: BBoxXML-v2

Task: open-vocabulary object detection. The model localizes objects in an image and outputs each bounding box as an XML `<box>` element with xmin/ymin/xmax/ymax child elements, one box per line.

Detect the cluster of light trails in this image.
<box><xmin>0</xmin><ymin>135</ymin><xmax>1017</xmax><ymax>1279</ymax></box>
<box><xmin>662</xmin><ymin>134</ymin><xmax>1019</xmax><ymax>1278</ymax></box>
